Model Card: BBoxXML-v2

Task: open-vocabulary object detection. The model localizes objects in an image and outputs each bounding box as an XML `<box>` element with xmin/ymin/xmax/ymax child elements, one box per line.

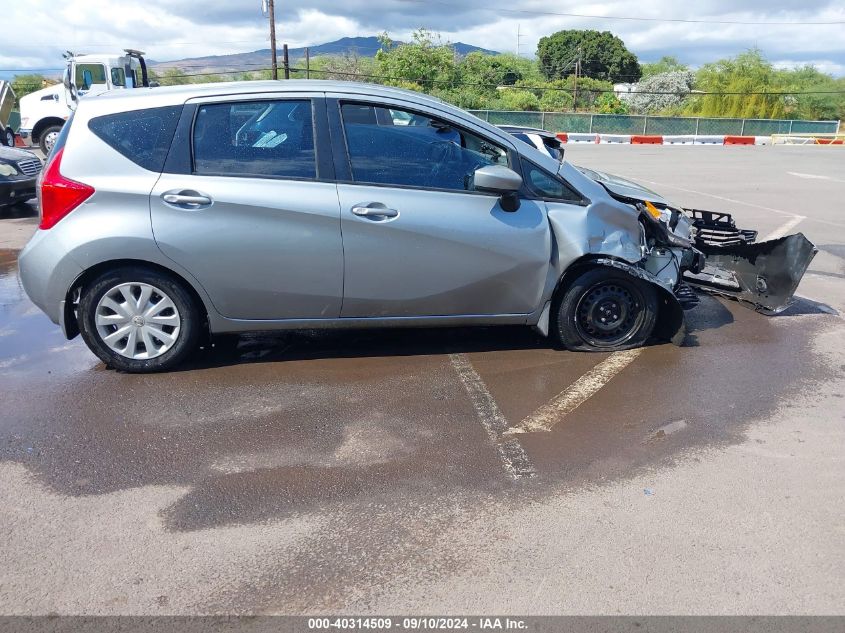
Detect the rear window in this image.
<box><xmin>88</xmin><ymin>106</ymin><xmax>182</xmax><ymax>172</ymax></box>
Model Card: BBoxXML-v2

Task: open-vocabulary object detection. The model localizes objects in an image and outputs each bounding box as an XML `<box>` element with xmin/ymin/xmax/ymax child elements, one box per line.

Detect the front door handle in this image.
<box><xmin>162</xmin><ymin>190</ymin><xmax>213</xmax><ymax>208</ymax></box>
<box><xmin>351</xmin><ymin>204</ymin><xmax>399</xmax><ymax>219</ymax></box>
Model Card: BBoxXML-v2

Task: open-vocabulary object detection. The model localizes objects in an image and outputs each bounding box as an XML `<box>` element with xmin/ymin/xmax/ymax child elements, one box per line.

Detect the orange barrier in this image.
<box><xmin>555</xmin><ymin>132</ymin><xmax>568</xmax><ymax>143</ymax></box>
<box><xmin>631</xmin><ymin>135</ymin><xmax>663</xmax><ymax>144</ymax></box>
<box><xmin>724</xmin><ymin>135</ymin><xmax>755</xmax><ymax>145</ymax></box>
<box><xmin>816</xmin><ymin>138</ymin><xmax>844</xmax><ymax>145</ymax></box>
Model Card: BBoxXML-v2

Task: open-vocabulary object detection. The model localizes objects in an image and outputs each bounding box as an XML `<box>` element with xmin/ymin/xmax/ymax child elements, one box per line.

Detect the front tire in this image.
<box><xmin>2</xmin><ymin>127</ymin><xmax>14</xmax><ymax>147</ymax></box>
<box><xmin>38</xmin><ymin>125</ymin><xmax>63</xmax><ymax>155</ymax></box>
<box><xmin>78</xmin><ymin>267</ymin><xmax>201</xmax><ymax>373</ymax></box>
<box><xmin>554</xmin><ymin>267</ymin><xmax>657</xmax><ymax>351</ymax></box>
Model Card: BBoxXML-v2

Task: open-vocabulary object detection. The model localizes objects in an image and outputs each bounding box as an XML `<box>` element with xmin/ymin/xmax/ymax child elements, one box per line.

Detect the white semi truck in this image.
<box><xmin>19</xmin><ymin>50</ymin><xmax>152</xmax><ymax>153</ymax></box>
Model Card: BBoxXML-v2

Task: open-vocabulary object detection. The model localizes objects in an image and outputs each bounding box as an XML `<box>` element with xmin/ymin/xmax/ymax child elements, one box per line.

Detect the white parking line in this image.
<box><xmin>762</xmin><ymin>215</ymin><xmax>806</xmax><ymax>241</ymax></box>
<box><xmin>505</xmin><ymin>349</ymin><xmax>643</xmax><ymax>435</ymax></box>
<box><xmin>787</xmin><ymin>171</ymin><xmax>845</xmax><ymax>184</ymax></box>
<box><xmin>449</xmin><ymin>353</ymin><xmax>536</xmax><ymax>479</ymax></box>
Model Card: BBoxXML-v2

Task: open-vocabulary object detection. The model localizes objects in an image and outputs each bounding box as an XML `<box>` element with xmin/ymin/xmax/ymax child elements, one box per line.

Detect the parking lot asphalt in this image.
<box><xmin>0</xmin><ymin>146</ymin><xmax>843</xmax><ymax>615</ymax></box>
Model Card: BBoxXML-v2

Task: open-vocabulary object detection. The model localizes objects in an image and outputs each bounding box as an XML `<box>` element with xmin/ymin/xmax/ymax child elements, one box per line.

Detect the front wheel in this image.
<box><xmin>78</xmin><ymin>267</ymin><xmax>201</xmax><ymax>372</ymax></box>
<box><xmin>2</xmin><ymin>127</ymin><xmax>14</xmax><ymax>147</ymax></box>
<box><xmin>38</xmin><ymin>125</ymin><xmax>63</xmax><ymax>155</ymax></box>
<box><xmin>554</xmin><ymin>268</ymin><xmax>658</xmax><ymax>351</ymax></box>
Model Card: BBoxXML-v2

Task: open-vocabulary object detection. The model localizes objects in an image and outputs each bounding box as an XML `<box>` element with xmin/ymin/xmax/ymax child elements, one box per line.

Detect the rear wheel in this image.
<box><xmin>2</xmin><ymin>127</ymin><xmax>14</xmax><ymax>147</ymax></box>
<box><xmin>78</xmin><ymin>267</ymin><xmax>201</xmax><ymax>372</ymax></box>
<box><xmin>554</xmin><ymin>267</ymin><xmax>657</xmax><ymax>351</ymax></box>
<box><xmin>38</xmin><ymin>125</ymin><xmax>63</xmax><ymax>155</ymax></box>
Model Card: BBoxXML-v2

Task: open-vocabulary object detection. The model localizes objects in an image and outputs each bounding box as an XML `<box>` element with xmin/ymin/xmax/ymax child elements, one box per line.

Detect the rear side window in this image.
<box><xmin>192</xmin><ymin>100</ymin><xmax>316</xmax><ymax>179</ymax></box>
<box><xmin>88</xmin><ymin>106</ymin><xmax>182</xmax><ymax>172</ymax></box>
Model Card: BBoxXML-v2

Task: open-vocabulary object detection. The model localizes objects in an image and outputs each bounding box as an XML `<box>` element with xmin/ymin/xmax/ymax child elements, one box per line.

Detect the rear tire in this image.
<box><xmin>78</xmin><ymin>267</ymin><xmax>201</xmax><ymax>373</ymax></box>
<box><xmin>554</xmin><ymin>267</ymin><xmax>657</xmax><ymax>351</ymax></box>
<box><xmin>2</xmin><ymin>127</ymin><xmax>14</xmax><ymax>147</ymax></box>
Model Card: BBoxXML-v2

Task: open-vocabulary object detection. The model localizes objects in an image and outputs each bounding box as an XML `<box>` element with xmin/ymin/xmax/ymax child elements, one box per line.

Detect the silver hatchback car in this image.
<box><xmin>18</xmin><ymin>80</ymin><xmax>814</xmax><ymax>372</ymax></box>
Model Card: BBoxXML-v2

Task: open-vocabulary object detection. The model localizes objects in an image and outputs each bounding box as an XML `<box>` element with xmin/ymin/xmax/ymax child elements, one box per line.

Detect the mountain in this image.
<box><xmin>151</xmin><ymin>36</ymin><xmax>500</xmax><ymax>75</ymax></box>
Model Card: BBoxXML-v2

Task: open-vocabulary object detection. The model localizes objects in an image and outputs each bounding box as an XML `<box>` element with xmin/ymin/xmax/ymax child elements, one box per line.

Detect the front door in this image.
<box><xmin>333</xmin><ymin>101</ymin><xmax>550</xmax><ymax>318</ymax></box>
<box><xmin>151</xmin><ymin>97</ymin><xmax>343</xmax><ymax>320</ymax></box>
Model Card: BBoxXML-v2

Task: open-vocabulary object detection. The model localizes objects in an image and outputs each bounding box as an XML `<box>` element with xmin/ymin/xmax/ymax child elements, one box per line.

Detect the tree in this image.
<box><xmin>11</xmin><ymin>74</ymin><xmax>48</xmax><ymax>100</ymax></box>
<box><xmin>307</xmin><ymin>50</ymin><xmax>376</xmax><ymax>81</ymax></box>
<box><xmin>684</xmin><ymin>49</ymin><xmax>786</xmax><ymax>118</ymax></box>
<box><xmin>375</xmin><ymin>29</ymin><xmax>459</xmax><ymax>89</ymax></box>
<box><xmin>641</xmin><ymin>56</ymin><xmax>688</xmax><ymax>79</ymax></box>
<box><xmin>595</xmin><ymin>93</ymin><xmax>628</xmax><ymax>114</ymax></box>
<box><xmin>625</xmin><ymin>70</ymin><xmax>694</xmax><ymax>113</ymax></box>
<box><xmin>537</xmin><ymin>30</ymin><xmax>641</xmax><ymax>83</ymax></box>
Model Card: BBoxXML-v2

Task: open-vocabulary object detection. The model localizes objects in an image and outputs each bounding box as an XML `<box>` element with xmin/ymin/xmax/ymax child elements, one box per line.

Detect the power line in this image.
<box><xmin>397</xmin><ymin>0</ymin><xmax>845</xmax><ymax>25</ymax></box>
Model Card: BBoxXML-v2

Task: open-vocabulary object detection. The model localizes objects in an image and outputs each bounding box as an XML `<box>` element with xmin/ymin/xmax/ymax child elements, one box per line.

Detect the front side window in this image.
<box><xmin>341</xmin><ymin>103</ymin><xmax>508</xmax><ymax>191</ymax></box>
<box><xmin>193</xmin><ymin>100</ymin><xmax>316</xmax><ymax>179</ymax></box>
<box><xmin>521</xmin><ymin>158</ymin><xmax>583</xmax><ymax>203</ymax></box>
<box><xmin>75</xmin><ymin>63</ymin><xmax>106</xmax><ymax>90</ymax></box>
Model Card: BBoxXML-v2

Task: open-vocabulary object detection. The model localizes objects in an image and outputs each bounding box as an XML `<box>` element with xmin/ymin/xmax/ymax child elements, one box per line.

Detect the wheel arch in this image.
<box><xmin>64</xmin><ymin>259</ymin><xmax>211</xmax><ymax>340</ymax></box>
<box><xmin>552</xmin><ymin>255</ymin><xmax>686</xmax><ymax>346</ymax></box>
<box><xmin>31</xmin><ymin>117</ymin><xmax>66</xmax><ymax>143</ymax></box>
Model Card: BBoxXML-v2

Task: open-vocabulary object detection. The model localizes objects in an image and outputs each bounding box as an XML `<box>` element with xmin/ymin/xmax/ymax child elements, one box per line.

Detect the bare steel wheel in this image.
<box><xmin>95</xmin><ymin>282</ymin><xmax>181</xmax><ymax>359</ymax></box>
<box><xmin>79</xmin><ymin>267</ymin><xmax>201</xmax><ymax>372</ymax></box>
<box><xmin>554</xmin><ymin>267</ymin><xmax>658</xmax><ymax>352</ymax></box>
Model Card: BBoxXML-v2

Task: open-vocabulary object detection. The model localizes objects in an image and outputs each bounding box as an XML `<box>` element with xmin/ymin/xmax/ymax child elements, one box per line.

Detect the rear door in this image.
<box><xmin>330</xmin><ymin>98</ymin><xmax>550</xmax><ymax>318</ymax></box>
<box><xmin>150</xmin><ymin>94</ymin><xmax>343</xmax><ymax>320</ymax></box>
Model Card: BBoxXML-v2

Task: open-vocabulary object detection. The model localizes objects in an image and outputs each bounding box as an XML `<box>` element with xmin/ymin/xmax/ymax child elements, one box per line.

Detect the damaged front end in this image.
<box><xmin>574</xmin><ymin>166</ymin><xmax>818</xmax><ymax>315</ymax></box>
<box><xmin>684</xmin><ymin>210</ymin><xmax>817</xmax><ymax>314</ymax></box>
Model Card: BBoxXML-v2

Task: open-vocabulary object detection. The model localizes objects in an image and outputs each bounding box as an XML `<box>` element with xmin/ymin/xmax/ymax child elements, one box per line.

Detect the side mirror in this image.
<box><xmin>473</xmin><ymin>165</ymin><xmax>523</xmax><ymax>212</ymax></box>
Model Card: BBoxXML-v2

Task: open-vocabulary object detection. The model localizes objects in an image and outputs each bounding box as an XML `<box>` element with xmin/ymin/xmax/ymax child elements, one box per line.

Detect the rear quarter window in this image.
<box><xmin>88</xmin><ymin>105</ymin><xmax>182</xmax><ymax>172</ymax></box>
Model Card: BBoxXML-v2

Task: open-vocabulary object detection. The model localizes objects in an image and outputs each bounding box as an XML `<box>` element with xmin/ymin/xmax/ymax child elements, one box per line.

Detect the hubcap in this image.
<box><xmin>575</xmin><ymin>281</ymin><xmax>643</xmax><ymax>347</ymax></box>
<box><xmin>44</xmin><ymin>131</ymin><xmax>59</xmax><ymax>152</ymax></box>
<box><xmin>94</xmin><ymin>282</ymin><xmax>181</xmax><ymax>360</ymax></box>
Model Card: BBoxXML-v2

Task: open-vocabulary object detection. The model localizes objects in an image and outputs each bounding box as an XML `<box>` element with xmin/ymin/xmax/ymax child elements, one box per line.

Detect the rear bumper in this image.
<box><xmin>18</xmin><ymin>228</ymin><xmax>83</xmax><ymax>326</ymax></box>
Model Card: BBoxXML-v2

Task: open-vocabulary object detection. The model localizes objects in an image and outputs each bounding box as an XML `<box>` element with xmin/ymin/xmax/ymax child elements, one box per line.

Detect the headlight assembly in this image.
<box><xmin>0</xmin><ymin>163</ymin><xmax>20</xmax><ymax>177</ymax></box>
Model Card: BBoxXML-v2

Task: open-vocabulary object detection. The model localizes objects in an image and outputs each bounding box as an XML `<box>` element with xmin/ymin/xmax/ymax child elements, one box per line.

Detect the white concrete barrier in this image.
<box><xmin>662</xmin><ymin>135</ymin><xmax>696</xmax><ymax>145</ymax></box>
<box><xmin>598</xmin><ymin>134</ymin><xmax>632</xmax><ymax>144</ymax></box>
<box><xmin>754</xmin><ymin>136</ymin><xmax>771</xmax><ymax>145</ymax></box>
<box><xmin>693</xmin><ymin>135</ymin><xmax>725</xmax><ymax>145</ymax></box>
<box><xmin>567</xmin><ymin>133</ymin><xmax>600</xmax><ymax>143</ymax></box>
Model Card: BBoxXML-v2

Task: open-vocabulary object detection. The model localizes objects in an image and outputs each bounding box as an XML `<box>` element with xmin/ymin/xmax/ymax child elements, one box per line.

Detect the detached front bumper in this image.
<box><xmin>683</xmin><ymin>209</ymin><xmax>818</xmax><ymax>313</ymax></box>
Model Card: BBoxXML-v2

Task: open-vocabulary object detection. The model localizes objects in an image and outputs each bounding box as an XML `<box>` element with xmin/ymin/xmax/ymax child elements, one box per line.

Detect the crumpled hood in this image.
<box><xmin>572</xmin><ymin>165</ymin><xmax>674</xmax><ymax>207</ymax></box>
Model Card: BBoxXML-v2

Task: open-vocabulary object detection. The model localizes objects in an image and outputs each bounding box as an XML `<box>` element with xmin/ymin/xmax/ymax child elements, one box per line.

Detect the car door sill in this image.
<box><xmin>209</xmin><ymin>313</ymin><xmax>533</xmax><ymax>334</ymax></box>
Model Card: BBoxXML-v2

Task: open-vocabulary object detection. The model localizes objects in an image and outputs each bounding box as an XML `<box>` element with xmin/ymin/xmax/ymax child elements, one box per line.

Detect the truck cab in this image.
<box><xmin>19</xmin><ymin>50</ymin><xmax>149</xmax><ymax>153</ymax></box>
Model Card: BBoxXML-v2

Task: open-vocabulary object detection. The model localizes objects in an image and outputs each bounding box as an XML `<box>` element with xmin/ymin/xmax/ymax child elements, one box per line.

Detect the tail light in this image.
<box><xmin>39</xmin><ymin>147</ymin><xmax>94</xmax><ymax>230</ymax></box>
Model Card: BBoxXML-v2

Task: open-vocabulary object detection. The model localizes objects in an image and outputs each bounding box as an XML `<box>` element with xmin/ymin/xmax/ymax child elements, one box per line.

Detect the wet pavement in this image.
<box><xmin>1</xmin><ymin>147</ymin><xmax>843</xmax><ymax>614</ymax></box>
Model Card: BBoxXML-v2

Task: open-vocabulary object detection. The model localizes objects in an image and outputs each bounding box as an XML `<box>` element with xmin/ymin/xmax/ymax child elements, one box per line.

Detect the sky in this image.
<box><xmin>2</xmin><ymin>0</ymin><xmax>844</xmax><ymax>78</ymax></box>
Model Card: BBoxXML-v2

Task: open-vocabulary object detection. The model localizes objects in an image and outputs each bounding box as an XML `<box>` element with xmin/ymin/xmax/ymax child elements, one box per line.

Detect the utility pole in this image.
<box><xmin>267</xmin><ymin>0</ymin><xmax>278</xmax><ymax>80</ymax></box>
<box><xmin>283</xmin><ymin>43</ymin><xmax>290</xmax><ymax>79</ymax></box>
<box><xmin>305</xmin><ymin>47</ymin><xmax>310</xmax><ymax>79</ymax></box>
<box><xmin>573</xmin><ymin>46</ymin><xmax>581</xmax><ymax>112</ymax></box>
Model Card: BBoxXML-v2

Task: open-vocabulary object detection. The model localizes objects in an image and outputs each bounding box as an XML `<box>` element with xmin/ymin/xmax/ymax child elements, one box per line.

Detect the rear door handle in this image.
<box><xmin>162</xmin><ymin>191</ymin><xmax>213</xmax><ymax>208</ymax></box>
<box><xmin>351</xmin><ymin>205</ymin><xmax>399</xmax><ymax>219</ymax></box>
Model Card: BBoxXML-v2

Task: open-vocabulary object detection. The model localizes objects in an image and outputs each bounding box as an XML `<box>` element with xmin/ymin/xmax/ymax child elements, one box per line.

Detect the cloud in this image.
<box><xmin>3</xmin><ymin>0</ymin><xmax>844</xmax><ymax>77</ymax></box>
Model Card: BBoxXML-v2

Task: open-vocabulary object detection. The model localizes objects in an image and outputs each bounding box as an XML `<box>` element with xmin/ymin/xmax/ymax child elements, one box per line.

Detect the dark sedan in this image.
<box><xmin>0</xmin><ymin>146</ymin><xmax>42</xmax><ymax>207</ymax></box>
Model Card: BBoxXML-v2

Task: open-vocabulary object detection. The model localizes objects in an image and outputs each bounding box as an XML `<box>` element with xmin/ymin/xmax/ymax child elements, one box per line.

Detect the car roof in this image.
<box><xmin>497</xmin><ymin>125</ymin><xmax>556</xmax><ymax>138</ymax></box>
<box><xmin>90</xmin><ymin>79</ymin><xmax>446</xmax><ymax>108</ymax></box>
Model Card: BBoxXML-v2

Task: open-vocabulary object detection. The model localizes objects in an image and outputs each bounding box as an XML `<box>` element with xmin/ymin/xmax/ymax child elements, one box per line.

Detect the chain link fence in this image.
<box><xmin>469</xmin><ymin>110</ymin><xmax>841</xmax><ymax>136</ymax></box>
